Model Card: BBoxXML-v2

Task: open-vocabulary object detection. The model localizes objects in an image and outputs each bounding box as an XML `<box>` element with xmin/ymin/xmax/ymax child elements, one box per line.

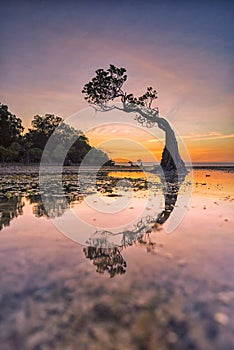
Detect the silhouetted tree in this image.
<box><xmin>24</xmin><ymin>114</ymin><xmax>63</xmax><ymax>151</ymax></box>
<box><xmin>0</xmin><ymin>104</ymin><xmax>24</xmax><ymax>162</ymax></box>
<box><xmin>0</xmin><ymin>104</ymin><xmax>110</xmax><ymax>164</ymax></box>
<box><xmin>0</xmin><ymin>104</ymin><xmax>24</xmax><ymax>148</ymax></box>
<box><xmin>82</xmin><ymin>65</ymin><xmax>187</xmax><ymax>172</ymax></box>
<box><xmin>24</xmin><ymin>113</ymin><xmax>109</xmax><ymax>164</ymax></box>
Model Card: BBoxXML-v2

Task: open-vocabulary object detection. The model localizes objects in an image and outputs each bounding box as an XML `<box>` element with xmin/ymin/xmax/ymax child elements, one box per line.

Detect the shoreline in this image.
<box><xmin>0</xmin><ymin>163</ymin><xmax>234</xmax><ymax>175</ymax></box>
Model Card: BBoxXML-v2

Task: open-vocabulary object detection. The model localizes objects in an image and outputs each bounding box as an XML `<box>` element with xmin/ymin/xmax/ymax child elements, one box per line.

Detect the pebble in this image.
<box><xmin>177</xmin><ymin>259</ymin><xmax>187</xmax><ymax>267</ymax></box>
<box><xmin>214</xmin><ymin>312</ymin><xmax>229</xmax><ymax>326</ymax></box>
<box><xmin>217</xmin><ymin>291</ymin><xmax>234</xmax><ymax>304</ymax></box>
<box><xmin>167</xmin><ymin>331</ymin><xmax>178</xmax><ymax>344</ymax></box>
<box><xmin>165</xmin><ymin>253</ymin><xmax>173</xmax><ymax>260</ymax></box>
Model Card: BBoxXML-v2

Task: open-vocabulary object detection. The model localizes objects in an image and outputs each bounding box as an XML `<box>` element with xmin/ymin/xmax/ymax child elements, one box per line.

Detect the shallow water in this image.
<box><xmin>0</xmin><ymin>167</ymin><xmax>233</xmax><ymax>349</ymax></box>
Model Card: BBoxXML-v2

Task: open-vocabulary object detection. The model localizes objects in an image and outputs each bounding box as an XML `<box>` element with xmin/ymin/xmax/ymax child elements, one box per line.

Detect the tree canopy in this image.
<box><xmin>24</xmin><ymin>114</ymin><xmax>63</xmax><ymax>151</ymax></box>
<box><xmin>0</xmin><ymin>104</ymin><xmax>109</xmax><ymax>165</ymax></box>
<box><xmin>82</xmin><ymin>64</ymin><xmax>187</xmax><ymax>172</ymax></box>
<box><xmin>82</xmin><ymin>64</ymin><xmax>158</xmax><ymax>112</ymax></box>
<box><xmin>0</xmin><ymin>103</ymin><xmax>24</xmax><ymax>148</ymax></box>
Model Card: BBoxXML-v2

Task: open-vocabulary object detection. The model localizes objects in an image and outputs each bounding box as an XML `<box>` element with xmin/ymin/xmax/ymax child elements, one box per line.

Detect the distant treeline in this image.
<box><xmin>0</xmin><ymin>103</ymin><xmax>111</xmax><ymax>165</ymax></box>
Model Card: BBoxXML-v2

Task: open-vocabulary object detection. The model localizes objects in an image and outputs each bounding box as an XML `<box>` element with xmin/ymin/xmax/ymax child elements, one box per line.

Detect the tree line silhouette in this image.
<box><xmin>0</xmin><ymin>103</ymin><xmax>109</xmax><ymax>164</ymax></box>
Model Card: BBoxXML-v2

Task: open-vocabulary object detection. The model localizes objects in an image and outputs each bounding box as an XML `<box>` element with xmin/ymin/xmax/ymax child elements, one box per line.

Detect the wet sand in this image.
<box><xmin>0</xmin><ymin>167</ymin><xmax>233</xmax><ymax>350</ymax></box>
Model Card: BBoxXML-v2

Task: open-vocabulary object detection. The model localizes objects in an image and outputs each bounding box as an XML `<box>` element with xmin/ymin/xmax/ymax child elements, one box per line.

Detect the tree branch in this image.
<box><xmin>90</xmin><ymin>99</ymin><xmax>169</xmax><ymax>133</ymax></box>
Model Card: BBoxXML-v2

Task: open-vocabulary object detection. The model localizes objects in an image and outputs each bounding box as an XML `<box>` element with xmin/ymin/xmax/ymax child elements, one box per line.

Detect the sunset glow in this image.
<box><xmin>0</xmin><ymin>1</ymin><xmax>233</xmax><ymax>163</ymax></box>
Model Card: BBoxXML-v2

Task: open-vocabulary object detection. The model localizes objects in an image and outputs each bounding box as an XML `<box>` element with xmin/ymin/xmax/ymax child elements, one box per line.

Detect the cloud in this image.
<box><xmin>146</xmin><ymin>132</ymin><xmax>234</xmax><ymax>146</ymax></box>
<box><xmin>182</xmin><ymin>132</ymin><xmax>234</xmax><ymax>141</ymax></box>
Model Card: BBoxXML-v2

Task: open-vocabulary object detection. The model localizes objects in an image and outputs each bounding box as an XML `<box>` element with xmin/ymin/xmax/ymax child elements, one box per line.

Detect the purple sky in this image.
<box><xmin>0</xmin><ymin>0</ymin><xmax>233</xmax><ymax>161</ymax></box>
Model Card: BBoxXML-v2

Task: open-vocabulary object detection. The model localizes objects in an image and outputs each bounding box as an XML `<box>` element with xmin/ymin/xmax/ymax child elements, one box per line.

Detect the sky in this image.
<box><xmin>0</xmin><ymin>0</ymin><xmax>233</xmax><ymax>162</ymax></box>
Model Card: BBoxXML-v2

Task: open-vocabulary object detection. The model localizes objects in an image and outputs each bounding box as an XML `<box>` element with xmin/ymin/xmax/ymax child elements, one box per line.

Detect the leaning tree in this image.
<box><xmin>82</xmin><ymin>64</ymin><xmax>187</xmax><ymax>172</ymax></box>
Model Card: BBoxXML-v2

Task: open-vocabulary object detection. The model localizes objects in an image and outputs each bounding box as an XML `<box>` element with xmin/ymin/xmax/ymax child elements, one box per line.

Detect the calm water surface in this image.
<box><xmin>0</xmin><ymin>167</ymin><xmax>233</xmax><ymax>350</ymax></box>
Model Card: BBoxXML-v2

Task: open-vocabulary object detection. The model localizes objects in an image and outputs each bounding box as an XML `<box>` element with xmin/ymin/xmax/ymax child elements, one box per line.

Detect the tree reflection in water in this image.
<box><xmin>0</xmin><ymin>196</ymin><xmax>24</xmax><ymax>230</ymax></box>
<box><xmin>83</xmin><ymin>246</ymin><xmax>127</xmax><ymax>278</ymax></box>
<box><xmin>0</xmin><ymin>192</ymin><xmax>83</xmax><ymax>228</ymax></box>
<box><xmin>84</xmin><ymin>170</ymin><xmax>187</xmax><ymax>277</ymax></box>
<box><xmin>0</xmin><ymin>169</ymin><xmax>187</xmax><ymax>278</ymax></box>
<box><xmin>155</xmin><ymin>170</ymin><xmax>187</xmax><ymax>225</ymax></box>
<box><xmin>28</xmin><ymin>194</ymin><xmax>83</xmax><ymax>218</ymax></box>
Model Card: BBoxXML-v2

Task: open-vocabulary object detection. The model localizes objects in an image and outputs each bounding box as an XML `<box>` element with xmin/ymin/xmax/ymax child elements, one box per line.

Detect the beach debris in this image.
<box><xmin>214</xmin><ymin>312</ymin><xmax>229</xmax><ymax>326</ymax></box>
<box><xmin>177</xmin><ymin>259</ymin><xmax>187</xmax><ymax>268</ymax></box>
<box><xmin>217</xmin><ymin>291</ymin><xmax>234</xmax><ymax>304</ymax></box>
<box><xmin>165</xmin><ymin>252</ymin><xmax>173</xmax><ymax>260</ymax></box>
<box><xmin>167</xmin><ymin>331</ymin><xmax>178</xmax><ymax>344</ymax></box>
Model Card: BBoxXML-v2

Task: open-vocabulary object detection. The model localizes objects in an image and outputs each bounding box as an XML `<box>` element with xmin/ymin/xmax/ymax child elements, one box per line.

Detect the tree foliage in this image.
<box><xmin>82</xmin><ymin>65</ymin><xmax>127</xmax><ymax>104</ymax></box>
<box><xmin>82</xmin><ymin>64</ymin><xmax>187</xmax><ymax>172</ymax></box>
<box><xmin>24</xmin><ymin>114</ymin><xmax>63</xmax><ymax>150</ymax></box>
<box><xmin>24</xmin><ymin>114</ymin><xmax>108</xmax><ymax>164</ymax></box>
<box><xmin>82</xmin><ymin>64</ymin><xmax>158</xmax><ymax>110</ymax></box>
<box><xmin>0</xmin><ymin>105</ymin><xmax>109</xmax><ymax>165</ymax></box>
<box><xmin>0</xmin><ymin>103</ymin><xmax>24</xmax><ymax>148</ymax></box>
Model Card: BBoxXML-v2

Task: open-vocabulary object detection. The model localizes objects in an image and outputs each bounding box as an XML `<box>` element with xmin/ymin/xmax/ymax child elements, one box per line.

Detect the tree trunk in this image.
<box><xmin>157</xmin><ymin>118</ymin><xmax>187</xmax><ymax>172</ymax></box>
<box><xmin>126</xmin><ymin>105</ymin><xmax>187</xmax><ymax>172</ymax></box>
<box><xmin>100</xmin><ymin>102</ymin><xmax>188</xmax><ymax>173</ymax></box>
